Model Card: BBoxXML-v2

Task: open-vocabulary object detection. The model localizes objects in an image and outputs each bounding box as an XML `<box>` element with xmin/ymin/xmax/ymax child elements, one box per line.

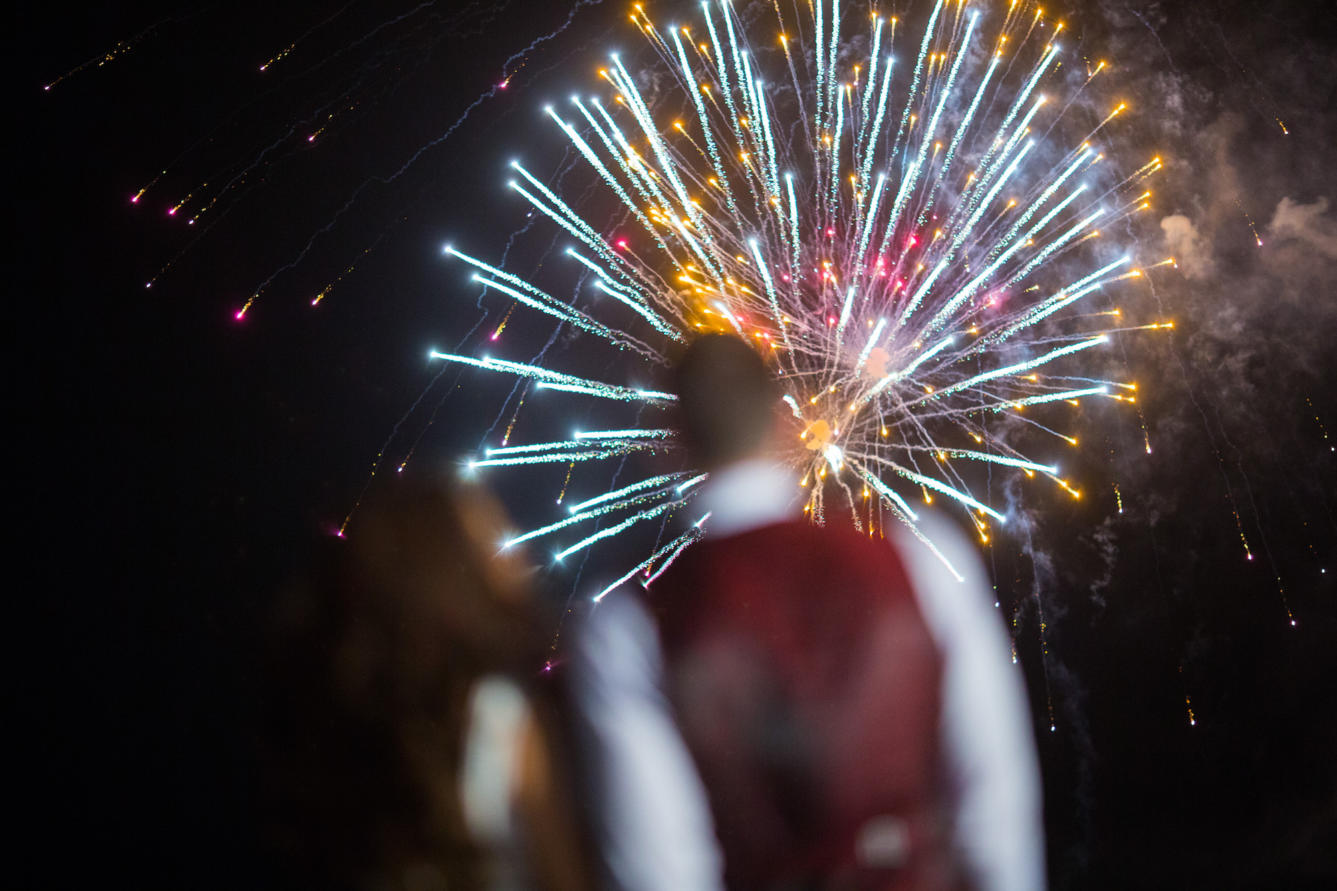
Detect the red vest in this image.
<box><xmin>650</xmin><ymin>520</ymin><xmax>962</xmax><ymax>891</ymax></box>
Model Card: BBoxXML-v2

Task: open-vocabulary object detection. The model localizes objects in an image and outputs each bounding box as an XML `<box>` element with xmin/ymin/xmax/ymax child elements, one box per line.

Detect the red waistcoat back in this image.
<box><xmin>650</xmin><ymin>520</ymin><xmax>958</xmax><ymax>891</ymax></box>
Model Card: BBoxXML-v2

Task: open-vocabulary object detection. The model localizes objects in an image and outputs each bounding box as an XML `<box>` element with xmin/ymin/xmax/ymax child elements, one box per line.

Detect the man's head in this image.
<box><xmin>672</xmin><ymin>333</ymin><xmax>780</xmax><ymax>470</ymax></box>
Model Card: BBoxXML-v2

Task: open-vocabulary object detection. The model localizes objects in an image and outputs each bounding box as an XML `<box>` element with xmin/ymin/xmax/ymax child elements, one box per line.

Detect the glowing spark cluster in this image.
<box><xmin>439</xmin><ymin>0</ymin><xmax>1165</xmax><ymax>590</ymax></box>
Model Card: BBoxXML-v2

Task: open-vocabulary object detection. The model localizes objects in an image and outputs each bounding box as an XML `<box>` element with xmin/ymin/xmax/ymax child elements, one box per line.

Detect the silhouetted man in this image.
<box><xmin>574</xmin><ymin>334</ymin><xmax>1044</xmax><ymax>891</ymax></box>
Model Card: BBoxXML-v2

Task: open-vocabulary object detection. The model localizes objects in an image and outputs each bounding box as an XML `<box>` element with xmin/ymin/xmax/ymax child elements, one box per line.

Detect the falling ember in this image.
<box><xmin>1137</xmin><ymin>407</ymin><xmax>1153</xmax><ymax>454</ymax></box>
<box><xmin>492</xmin><ymin>303</ymin><xmax>518</xmax><ymax>341</ymax></box>
<box><xmin>1234</xmin><ymin>197</ymin><xmax>1265</xmax><ymax>247</ymax></box>
<box><xmin>1305</xmin><ymin>396</ymin><xmax>1333</xmax><ymax>451</ymax></box>
<box><xmin>555</xmin><ymin>461</ymin><xmax>576</xmax><ymax>504</ymax></box>
<box><xmin>41</xmin><ymin>25</ymin><xmax>159</xmax><ymax>92</ymax></box>
<box><xmin>1226</xmin><ymin>493</ymin><xmax>1254</xmax><ymax>561</ymax></box>
<box><xmin>501</xmin><ymin>391</ymin><xmax>527</xmax><ymax>447</ymax></box>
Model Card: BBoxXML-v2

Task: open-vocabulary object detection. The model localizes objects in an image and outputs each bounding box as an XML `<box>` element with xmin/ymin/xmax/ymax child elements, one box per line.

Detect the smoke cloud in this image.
<box><xmin>1268</xmin><ymin>196</ymin><xmax>1337</xmax><ymax>260</ymax></box>
<box><xmin>1159</xmin><ymin>214</ymin><xmax>1214</xmax><ymax>280</ymax></box>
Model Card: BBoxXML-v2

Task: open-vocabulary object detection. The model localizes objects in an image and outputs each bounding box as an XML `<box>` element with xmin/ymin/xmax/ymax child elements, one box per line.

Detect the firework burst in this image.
<box><xmin>435</xmin><ymin>0</ymin><xmax>1166</xmax><ymax>593</ymax></box>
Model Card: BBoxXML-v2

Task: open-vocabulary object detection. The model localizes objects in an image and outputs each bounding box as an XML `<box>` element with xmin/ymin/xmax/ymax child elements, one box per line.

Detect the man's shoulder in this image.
<box><xmin>656</xmin><ymin>519</ymin><xmax>910</xmax><ymax>596</ymax></box>
<box><xmin>711</xmin><ymin>517</ymin><xmax>896</xmax><ymax>550</ymax></box>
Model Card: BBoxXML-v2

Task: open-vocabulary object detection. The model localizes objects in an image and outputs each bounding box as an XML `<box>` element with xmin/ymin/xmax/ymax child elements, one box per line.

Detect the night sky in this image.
<box><xmin>21</xmin><ymin>1</ymin><xmax>1336</xmax><ymax>887</ymax></box>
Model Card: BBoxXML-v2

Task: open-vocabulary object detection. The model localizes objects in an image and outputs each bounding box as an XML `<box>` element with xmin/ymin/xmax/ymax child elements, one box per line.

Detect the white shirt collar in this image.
<box><xmin>694</xmin><ymin>458</ymin><xmax>801</xmax><ymax>539</ymax></box>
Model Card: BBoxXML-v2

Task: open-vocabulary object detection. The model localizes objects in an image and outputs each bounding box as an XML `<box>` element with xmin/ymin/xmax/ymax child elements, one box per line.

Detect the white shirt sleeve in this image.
<box><xmin>569</xmin><ymin>594</ymin><xmax>726</xmax><ymax>891</ymax></box>
<box><xmin>460</xmin><ymin>675</ymin><xmax>530</xmax><ymax>847</ymax></box>
<box><xmin>892</xmin><ymin>512</ymin><xmax>1047</xmax><ymax>891</ymax></box>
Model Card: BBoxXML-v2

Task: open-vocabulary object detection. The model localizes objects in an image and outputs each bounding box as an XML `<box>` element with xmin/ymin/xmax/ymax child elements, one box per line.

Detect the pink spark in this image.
<box><xmin>234</xmin><ymin>309</ymin><xmax>247</xmax><ymax>321</ymax></box>
<box><xmin>307</xmin><ymin>134</ymin><xmax>316</xmax><ymax>142</ymax></box>
<box><xmin>130</xmin><ymin>195</ymin><xmax>140</xmax><ymax>204</ymax></box>
<box><xmin>827</xmin><ymin>315</ymin><xmax>837</xmax><ymax>326</ymax></box>
<box><xmin>615</xmin><ymin>239</ymin><xmax>628</xmax><ymax>249</ymax></box>
<box><xmin>167</xmin><ymin>207</ymin><xmax>177</xmax><ymax>216</ymax></box>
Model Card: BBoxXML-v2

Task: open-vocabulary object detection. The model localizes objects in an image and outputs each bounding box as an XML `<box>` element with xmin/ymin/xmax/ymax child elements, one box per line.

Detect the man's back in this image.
<box><xmin>651</xmin><ymin>519</ymin><xmax>959</xmax><ymax>890</ymax></box>
<box><xmin>571</xmin><ymin>335</ymin><xmax>1043</xmax><ymax>891</ymax></box>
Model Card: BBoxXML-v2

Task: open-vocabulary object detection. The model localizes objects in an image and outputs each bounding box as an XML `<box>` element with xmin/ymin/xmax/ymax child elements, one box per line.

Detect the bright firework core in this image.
<box><xmin>435</xmin><ymin>0</ymin><xmax>1165</xmax><ymax>586</ymax></box>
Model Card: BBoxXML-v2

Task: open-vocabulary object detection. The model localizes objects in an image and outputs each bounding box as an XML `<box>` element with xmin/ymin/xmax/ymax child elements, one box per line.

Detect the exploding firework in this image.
<box><xmin>433</xmin><ymin>0</ymin><xmax>1167</xmax><ymax>597</ymax></box>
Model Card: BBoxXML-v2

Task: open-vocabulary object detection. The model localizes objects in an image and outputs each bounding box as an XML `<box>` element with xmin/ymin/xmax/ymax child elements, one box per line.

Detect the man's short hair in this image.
<box><xmin>672</xmin><ymin>334</ymin><xmax>778</xmax><ymax>469</ymax></box>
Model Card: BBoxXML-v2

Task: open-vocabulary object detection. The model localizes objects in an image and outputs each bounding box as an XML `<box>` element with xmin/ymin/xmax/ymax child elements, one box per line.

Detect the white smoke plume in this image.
<box><xmin>1268</xmin><ymin>196</ymin><xmax>1337</xmax><ymax>260</ymax></box>
<box><xmin>1160</xmin><ymin>214</ymin><xmax>1215</xmax><ymax>280</ymax></box>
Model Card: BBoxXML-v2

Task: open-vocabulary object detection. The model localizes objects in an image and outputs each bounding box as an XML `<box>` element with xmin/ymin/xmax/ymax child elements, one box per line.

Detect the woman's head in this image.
<box><xmin>263</xmin><ymin>476</ymin><xmax>543</xmax><ymax>886</ymax></box>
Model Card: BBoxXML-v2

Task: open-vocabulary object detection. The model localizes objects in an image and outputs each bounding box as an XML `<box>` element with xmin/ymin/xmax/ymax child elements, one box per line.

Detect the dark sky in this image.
<box><xmin>20</xmin><ymin>1</ymin><xmax>1336</xmax><ymax>887</ymax></box>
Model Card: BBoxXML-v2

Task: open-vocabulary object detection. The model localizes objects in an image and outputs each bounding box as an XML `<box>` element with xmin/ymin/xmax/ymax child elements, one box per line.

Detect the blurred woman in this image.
<box><xmin>262</xmin><ymin>477</ymin><xmax>590</xmax><ymax>891</ymax></box>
